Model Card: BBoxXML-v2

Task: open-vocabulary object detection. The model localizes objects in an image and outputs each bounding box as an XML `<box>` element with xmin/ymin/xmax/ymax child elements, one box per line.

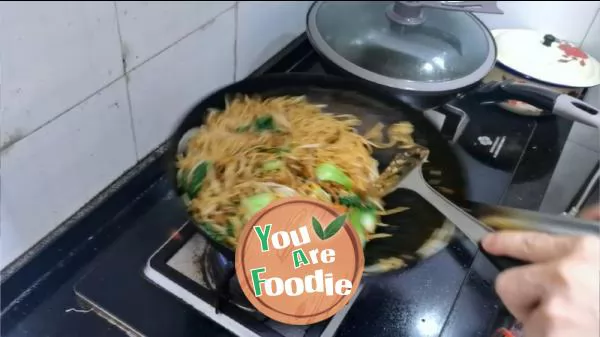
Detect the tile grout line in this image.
<box><xmin>1</xmin><ymin>48</ymin><xmax>3</xmax><ymax>176</ymax></box>
<box><xmin>233</xmin><ymin>2</ymin><xmax>239</xmax><ymax>81</ymax></box>
<box><xmin>113</xmin><ymin>1</ymin><xmax>139</xmax><ymax>161</ymax></box>
<box><xmin>0</xmin><ymin>75</ymin><xmax>126</xmax><ymax>153</ymax></box>
<box><xmin>1</xmin><ymin>3</ymin><xmax>236</xmax><ymax>153</ymax></box>
<box><xmin>122</xmin><ymin>3</ymin><xmax>236</xmax><ymax>75</ymax></box>
<box><xmin>579</xmin><ymin>7</ymin><xmax>600</xmax><ymax>48</ymax></box>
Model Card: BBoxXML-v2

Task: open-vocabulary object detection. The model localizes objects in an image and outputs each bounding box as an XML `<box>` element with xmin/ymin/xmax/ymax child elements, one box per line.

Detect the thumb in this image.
<box><xmin>580</xmin><ymin>205</ymin><xmax>600</xmax><ymax>221</ymax></box>
<box><xmin>481</xmin><ymin>231</ymin><xmax>577</xmax><ymax>263</ymax></box>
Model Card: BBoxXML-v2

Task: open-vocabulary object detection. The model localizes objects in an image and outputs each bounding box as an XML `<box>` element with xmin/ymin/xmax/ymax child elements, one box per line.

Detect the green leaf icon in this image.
<box><xmin>312</xmin><ymin>214</ymin><xmax>348</xmax><ymax>240</ymax></box>
<box><xmin>312</xmin><ymin>217</ymin><xmax>326</xmax><ymax>240</ymax></box>
<box><xmin>323</xmin><ymin>214</ymin><xmax>347</xmax><ymax>239</ymax></box>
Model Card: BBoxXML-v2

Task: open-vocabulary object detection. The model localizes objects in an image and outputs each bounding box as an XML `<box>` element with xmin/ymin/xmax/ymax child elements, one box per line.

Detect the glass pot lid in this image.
<box><xmin>307</xmin><ymin>1</ymin><xmax>502</xmax><ymax>92</ymax></box>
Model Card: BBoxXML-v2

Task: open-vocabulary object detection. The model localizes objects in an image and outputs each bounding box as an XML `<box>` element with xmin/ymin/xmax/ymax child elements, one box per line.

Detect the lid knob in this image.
<box><xmin>387</xmin><ymin>1</ymin><xmax>503</xmax><ymax>26</ymax></box>
<box><xmin>542</xmin><ymin>34</ymin><xmax>556</xmax><ymax>47</ymax></box>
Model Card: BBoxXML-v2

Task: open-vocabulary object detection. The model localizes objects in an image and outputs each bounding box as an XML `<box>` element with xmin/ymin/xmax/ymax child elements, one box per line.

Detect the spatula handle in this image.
<box><xmin>478</xmin><ymin>243</ymin><xmax>527</xmax><ymax>271</ymax></box>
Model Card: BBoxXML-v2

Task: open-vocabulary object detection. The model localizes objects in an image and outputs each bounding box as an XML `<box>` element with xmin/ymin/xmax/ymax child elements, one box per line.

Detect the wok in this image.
<box><xmin>165</xmin><ymin>73</ymin><xmax>469</xmax><ymax>273</ymax></box>
<box><xmin>166</xmin><ymin>73</ymin><xmax>600</xmax><ymax>276</ymax></box>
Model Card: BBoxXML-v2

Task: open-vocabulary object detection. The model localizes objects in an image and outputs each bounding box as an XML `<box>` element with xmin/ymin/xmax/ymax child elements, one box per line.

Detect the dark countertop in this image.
<box><xmin>1</xmin><ymin>148</ymin><xmax>171</xmax><ymax>337</ymax></box>
<box><xmin>5</xmin><ymin>266</ymin><xmax>123</xmax><ymax>337</ymax></box>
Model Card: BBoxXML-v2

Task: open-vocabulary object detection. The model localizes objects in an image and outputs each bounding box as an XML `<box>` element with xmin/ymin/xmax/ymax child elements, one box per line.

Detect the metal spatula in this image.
<box><xmin>395</xmin><ymin>155</ymin><xmax>526</xmax><ymax>270</ymax></box>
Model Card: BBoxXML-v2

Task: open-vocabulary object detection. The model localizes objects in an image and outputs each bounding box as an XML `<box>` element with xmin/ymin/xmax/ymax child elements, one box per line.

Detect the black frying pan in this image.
<box><xmin>165</xmin><ymin>73</ymin><xmax>469</xmax><ymax>273</ymax></box>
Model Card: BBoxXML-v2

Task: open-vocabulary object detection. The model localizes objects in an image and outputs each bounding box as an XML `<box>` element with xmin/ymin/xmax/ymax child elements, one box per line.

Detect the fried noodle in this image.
<box><xmin>176</xmin><ymin>95</ymin><xmax>417</xmax><ymax>248</ymax></box>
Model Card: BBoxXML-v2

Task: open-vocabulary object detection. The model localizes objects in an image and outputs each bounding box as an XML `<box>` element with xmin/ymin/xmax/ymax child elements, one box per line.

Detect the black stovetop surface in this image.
<box><xmin>2</xmin><ymin>35</ymin><xmax>572</xmax><ymax>337</ymax></box>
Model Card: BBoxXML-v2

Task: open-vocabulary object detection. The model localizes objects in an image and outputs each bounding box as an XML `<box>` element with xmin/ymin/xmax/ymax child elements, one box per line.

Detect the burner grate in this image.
<box><xmin>144</xmin><ymin>222</ymin><xmax>349</xmax><ymax>337</ymax></box>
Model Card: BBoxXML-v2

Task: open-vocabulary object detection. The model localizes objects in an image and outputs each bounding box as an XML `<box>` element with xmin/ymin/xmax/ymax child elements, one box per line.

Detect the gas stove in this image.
<box><xmin>71</xmin><ymin>35</ymin><xmax>572</xmax><ymax>337</ymax></box>
<box><xmin>141</xmin><ymin>222</ymin><xmax>358</xmax><ymax>337</ymax></box>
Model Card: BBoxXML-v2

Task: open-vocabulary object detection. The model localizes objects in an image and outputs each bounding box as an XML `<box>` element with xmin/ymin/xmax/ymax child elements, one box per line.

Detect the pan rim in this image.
<box><xmin>165</xmin><ymin>73</ymin><xmax>468</xmax><ymax>268</ymax></box>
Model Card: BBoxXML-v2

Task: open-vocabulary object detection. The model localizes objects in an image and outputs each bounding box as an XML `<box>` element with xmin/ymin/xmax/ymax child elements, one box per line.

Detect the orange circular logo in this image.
<box><xmin>235</xmin><ymin>197</ymin><xmax>364</xmax><ymax>325</ymax></box>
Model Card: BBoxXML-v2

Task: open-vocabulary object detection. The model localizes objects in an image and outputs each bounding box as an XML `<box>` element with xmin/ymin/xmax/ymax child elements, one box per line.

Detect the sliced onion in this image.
<box><xmin>177</xmin><ymin>127</ymin><xmax>201</xmax><ymax>154</ymax></box>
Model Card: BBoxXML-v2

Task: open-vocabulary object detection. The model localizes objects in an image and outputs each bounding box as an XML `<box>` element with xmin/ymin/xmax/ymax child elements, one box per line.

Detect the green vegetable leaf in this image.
<box><xmin>351</xmin><ymin>220</ymin><xmax>367</xmax><ymax>248</ymax></box>
<box><xmin>315</xmin><ymin>163</ymin><xmax>352</xmax><ymax>190</ymax></box>
<box><xmin>242</xmin><ymin>193</ymin><xmax>275</xmax><ymax>220</ymax></box>
<box><xmin>254</xmin><ymin>115</ymin><xmax>276</xmax><ymax>131</ymax></box>
<box><xmin>227</xmin><ymin>216</ymin><xmax>243</xmax><ymax>238</ymax></box>
<box><xmin>339</xmin><ymin>194</ymin><xmax>378</xmax><ymax>212</ymax></box>
<box><xmin>323</xmin><ymin>214</ymin><xmax>347</xmax><ymax>239</ymax></box>
<box><xmin>200</xmin><ymin>222</ymin><xmax>225</xmax><ymax>242</ymax></box>
<box><xmin>339</xmin><ymin>194</ymin><xmax>363</xmax><ymax>208</ymax></box>
<box><xmin>187</xmin><ymin>161</ymin><xmax>210</xmax><ymax>198</ymax></box>
<box><xmin>235</xmin><ymin>125</ymin><xmax>251</xmax><ymax>132</ymax></box>
<box><xmin>226</xmin><ymin>220</ymin><xmax>236</xmax><ymax>238</ymax></box>
<box><xmin>255</xmin><ymin>146</ymin><xmax>290</xmax><ymax>154</ymax></box>
<box><xmin>349</xmin><ymin>208</ymin><xmax>377</xmax><ymax>233</ymax></box>
<box><xmin>312</xmin><ymin>217</ymin><xmax>326</xmax><ymax>240</ymax></box>
<box><xmin>236</xmin><ymin>116</ymin><xmax>277</xmax><ymax>133</ymax></box>
<box><xmin>262</xmin><ymin>159</ymin><xmax>283</xmax><ymax>171</ymax></box>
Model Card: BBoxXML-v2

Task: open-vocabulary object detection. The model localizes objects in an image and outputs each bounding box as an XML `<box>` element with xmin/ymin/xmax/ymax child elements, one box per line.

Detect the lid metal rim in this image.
<box><xmin>495</xmin><ymin>61</ymin><xmax>600</xmax><ymax>89</ymax></box>
<box><xmin>306</xmin><ymin>1</ymin><xmax>497</xmax><ymax>93</ymax></box>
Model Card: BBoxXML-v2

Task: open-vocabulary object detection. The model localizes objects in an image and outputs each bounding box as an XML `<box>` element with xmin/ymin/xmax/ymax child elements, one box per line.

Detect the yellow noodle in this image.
<box><xmin>177</xmin><ymin>95</ymin><xmax>417</xmax><ymax>249</ymax></box>
<box><xmin>378</xmin><ymin>206</ymin><xmax>410</xmax><ymax>216</ymax></box>
<box><xmin>368</xmin><ymin>233</ymin><xmax>393</xmax><ymax>240</ymax></box>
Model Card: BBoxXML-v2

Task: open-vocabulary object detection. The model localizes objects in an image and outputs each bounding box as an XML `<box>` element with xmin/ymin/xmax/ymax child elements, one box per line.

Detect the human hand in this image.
<box><xmin>580</xmin><ymin>204</ymin><xmax>600</xmax><ymax>221</ymax></box>
<box><xmin>481</xmin><ymin>206</ymin><xmax>600</xmax><ymax>337</ymax></box>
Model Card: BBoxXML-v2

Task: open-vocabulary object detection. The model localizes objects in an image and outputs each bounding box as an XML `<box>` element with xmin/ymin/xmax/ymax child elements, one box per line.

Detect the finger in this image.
<box><xmin>495</xmin><ymin>263</ymin><xmax>549</xmax><ymax>322</ymax></box>
<box><xmin>481</xmin><ymin>231</ymin><xmax>577</xmax><ymax>263</ymax></box>
<box><xmin>579</xmin><ymin>205</ymin><xmax>600</xmax><ymax>221</ymax></box>
<box><xmin>523</xmin><ymin>306</ymin><xmax>549</xmax><ymax>337</ymax></box>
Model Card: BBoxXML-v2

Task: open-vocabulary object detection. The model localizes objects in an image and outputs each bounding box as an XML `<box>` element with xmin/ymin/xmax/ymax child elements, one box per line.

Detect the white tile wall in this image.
<box><xmin>236</xmin><ymin>1</ymin><xmax>312</xmax><ymax>79</ymax></box>
<box><xmin>0</xmin><ymin>2</ymin><xmax>123</xmax><ymax>147</ymax></box>
<box><xmin>582</xmin><ymin>8</ymin><xmax>600</xmax><ymax>60</ymax></box>
<box><xmin>567</xmin><ymin>8</ymin><xmax>600</xmax><ymax>153</ymax></box>
<box><xmin>2</xmin><ymin>1</ymin><xmax>599</xmax><ymax>270</ymax></box>
<box><xmin>116</xmin><ymin>1</ymin><xmax>234</xmax><ymax>71</ymax></box>
<box><xmin>0</xmin><ymin>79</ymin><xmax>136</xmax><ymax>267</ymax></box>
<box><xmin>477</xmin><ymin>1</ymin><xmax>600</xmax><ymax>45</ymax></box>
<box><xmin>581</xmin><ymin>8</ymin><xmax>600</xmax><ymax>110</ymax></box>
<box><xmin>128</xmin><ymin>9</ymin><xmax>235</xmax><ymax>158</ymax></box>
